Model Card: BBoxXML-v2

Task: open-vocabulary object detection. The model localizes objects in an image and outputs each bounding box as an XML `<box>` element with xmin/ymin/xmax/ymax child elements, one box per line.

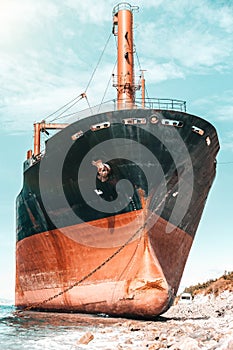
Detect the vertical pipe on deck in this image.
<box><xmin>113</xmin><ymin>4</ymin><xmax>135</xmax><ymax>110</ymax></box>
<box><xmin>27</xmin><ymin>149</ymin><xmax>32</xmax><ymax>159</ymax></box>
<box><xmin>34</xmin><ymin>123</ymin><xmax>41</xmax><ymax>156</ymax></box>
<box><xmin>141</xmin><ymin>70</ymin><xmax>146</xmax><ymax>108</ymax></box>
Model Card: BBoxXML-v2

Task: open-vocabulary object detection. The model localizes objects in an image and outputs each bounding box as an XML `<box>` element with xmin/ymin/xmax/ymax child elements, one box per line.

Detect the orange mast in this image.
<box><xmin>140</xmin><ymin>70</ymin><xmax>146</xmax><ymax>108</ymax></box>
<box><xmin>112</xmin><ymin>3</ymin><xmax>139</xmax><ymax>110</ymax></box>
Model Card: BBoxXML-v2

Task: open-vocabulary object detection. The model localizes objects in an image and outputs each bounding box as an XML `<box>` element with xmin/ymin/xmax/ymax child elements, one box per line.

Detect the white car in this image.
<box><xmin>178</xmin><ymin>293</ymin><xmax>192</xmax><ymax>304</ymax></box>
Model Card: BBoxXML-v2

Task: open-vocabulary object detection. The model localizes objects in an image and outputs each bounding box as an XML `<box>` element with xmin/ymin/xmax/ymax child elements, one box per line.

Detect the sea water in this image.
<box><xmin>0</xmin><ymin>301</ymin><xmax>139</xmax><ymax>350</ymax></box>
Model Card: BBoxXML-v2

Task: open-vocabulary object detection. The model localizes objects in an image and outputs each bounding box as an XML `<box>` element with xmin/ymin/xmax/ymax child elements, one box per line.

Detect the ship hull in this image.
<box><xmin>15</xmin><ymin>108</ymin><xmax>219</xmax><ymax>317</ymax></box>
<box><xmin>16</xmin><ymin>212</ymin><xmax>193</xmax><ymax>317</ymax></box>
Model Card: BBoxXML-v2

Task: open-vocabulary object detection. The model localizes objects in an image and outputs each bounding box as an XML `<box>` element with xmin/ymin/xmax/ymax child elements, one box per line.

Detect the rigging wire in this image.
<box><xmin>218</xmin><ymin>161</ymin><xmax>233</xmax><ymax>165</ymax></box>
<box><xmin>44</xmin><ymin>30</ymin><xmax>148</xmax><ymax>122</ymax></box>
<box><xmin>49</xmin><ymin>94</ymin><xmax>85</xmax><ymax>122</ymax></box>
<box><xmin>44</xmin><ymin>94</ymin><xmax>84</xmax><ymax>122</ymax></box>
<box><xmin>135</xmin><ymin>47</ymin><xmax>142</xmax><ymax>71</ymax></box>
<box><xmin>85</xmin><ymin>95</ymin><xmax>94</xmax><ymax>115</ymax></box>
<box><xmin>135</xmin><ymin>46</ymin><xmax>150</xmax><ymax>99</ymax></box>
<box><xmin>84</xmin><ymin>32</ymin><xmax>112</xmax><ymax>93</ymax></box>
<box><xmin>98</xmin><ymin>58</ymin><xmax>117</xmax><ymax>113</ymax></box>
<box><xmin>44</xmin><ymin>32</ymin><xmax>112</xmax><ymax>123</ymax></box>
<box><xmin>96</xmin><ymin>33</ymin><xmax>118</xmax><ymax>113</ymax></box>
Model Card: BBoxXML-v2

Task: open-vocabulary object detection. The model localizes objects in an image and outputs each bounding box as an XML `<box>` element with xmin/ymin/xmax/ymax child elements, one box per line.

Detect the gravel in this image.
<box><xmin>73</xmin><ymin>291</ymin><xmax>233</xmax><ymax>350</ymax></box>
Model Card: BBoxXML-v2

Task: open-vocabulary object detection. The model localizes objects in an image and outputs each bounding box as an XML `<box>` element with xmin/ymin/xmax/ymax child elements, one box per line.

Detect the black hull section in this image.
<box><xmin>16</xmin><ymin>108</ymin><xmax>219</xmax><ymax>243</ymax></box>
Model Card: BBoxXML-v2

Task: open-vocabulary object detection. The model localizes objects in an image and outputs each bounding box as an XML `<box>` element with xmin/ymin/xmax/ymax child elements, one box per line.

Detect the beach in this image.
<box><xmin>75</xmin><ymin>292</ymin><xmax>233</xmax><ymax>349</ymax></box>
<box><xmin>1</xmin><ymin>292</ymin><xmax>232</xmax><ymax>349</ymax></box>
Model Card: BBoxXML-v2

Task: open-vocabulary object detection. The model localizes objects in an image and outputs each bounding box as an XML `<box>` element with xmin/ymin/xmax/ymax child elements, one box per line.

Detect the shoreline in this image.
<box><xmin>1</xmin><ymin>292</ymin><xmax>232</xmax><ymax>349</ymax></box>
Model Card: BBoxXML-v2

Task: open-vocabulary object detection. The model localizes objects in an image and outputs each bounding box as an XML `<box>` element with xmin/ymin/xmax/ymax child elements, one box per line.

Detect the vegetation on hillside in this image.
<box><xmin>183</xmin><ymin>271</ymin><xmax>233</xmax><ymax>296</ymax></box>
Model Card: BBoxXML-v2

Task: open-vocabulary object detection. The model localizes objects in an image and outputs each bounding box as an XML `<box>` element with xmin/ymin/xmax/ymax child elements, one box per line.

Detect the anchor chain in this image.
<box><xmin>16</xmin><ymin>212</ymin><xmax>151</xmax><ymax>314</ymax></box>
<box><xmin>16</xmin><ymin>189</ymin><xmax>164</xmax><ymax>314</ymax></box>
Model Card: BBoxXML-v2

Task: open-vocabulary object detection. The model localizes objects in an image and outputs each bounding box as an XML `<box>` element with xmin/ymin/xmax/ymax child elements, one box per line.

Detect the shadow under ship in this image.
<box><xmin>15</xmin><ymin>3</ymin><xmax>220</xmax><ymax>318</ymax></box>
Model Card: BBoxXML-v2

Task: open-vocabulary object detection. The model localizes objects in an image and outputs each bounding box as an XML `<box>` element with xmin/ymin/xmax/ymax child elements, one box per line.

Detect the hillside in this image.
<box><xmin>182</xmin><ymin>271</ymin><xmax>233</xmax><ymax>297</ymax></box>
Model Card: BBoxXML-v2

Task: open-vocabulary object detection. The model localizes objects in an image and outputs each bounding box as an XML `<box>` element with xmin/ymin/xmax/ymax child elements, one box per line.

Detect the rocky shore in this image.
<box><xmin>74</xmin><ymin>292</ymin><xmax>233</xmax><ymax>350</ymax></box>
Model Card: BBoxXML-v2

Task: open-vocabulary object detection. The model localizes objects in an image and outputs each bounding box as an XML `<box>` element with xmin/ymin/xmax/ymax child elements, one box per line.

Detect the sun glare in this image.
<box><xmin>0</xmin><ymin>1</ymin><xmax>32</xmax><ymax>41</ymax></box>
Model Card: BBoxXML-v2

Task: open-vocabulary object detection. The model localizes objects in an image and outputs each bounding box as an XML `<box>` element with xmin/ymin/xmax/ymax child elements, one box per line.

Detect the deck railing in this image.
<box><xmin>134</xmin><ymin>98</ymin><xmax>186</xmax><ymax>112</ymax></box>
<box><xmin>43</xmin><ymin>97</ymin><xmax>187</xmax><ymax>126</ymax></box>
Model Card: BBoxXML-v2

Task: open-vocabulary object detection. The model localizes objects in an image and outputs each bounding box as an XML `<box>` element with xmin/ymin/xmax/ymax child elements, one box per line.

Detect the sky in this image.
<box><xmin>0</xmin><ymin>0</ymin><xmax>233</xmax><ymax>301</ymax></box>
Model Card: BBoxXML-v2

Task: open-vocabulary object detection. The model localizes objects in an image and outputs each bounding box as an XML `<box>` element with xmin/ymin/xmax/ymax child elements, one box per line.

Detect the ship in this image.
<box><xmin>15</xmin><ymin>3</ymin><xmax>220</xmax><ymax>318</ymax></box>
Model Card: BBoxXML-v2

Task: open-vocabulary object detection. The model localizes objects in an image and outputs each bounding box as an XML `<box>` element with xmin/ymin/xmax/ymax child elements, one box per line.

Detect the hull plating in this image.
<box><xmin>16</xmin><ymin>213</ymin><xmax>193</xmax><ymax>317</ymax></box>
<box><xmin>16</xmin><ymin>108</ymin><xmax>219</xmax><ymax>317</ymax></box>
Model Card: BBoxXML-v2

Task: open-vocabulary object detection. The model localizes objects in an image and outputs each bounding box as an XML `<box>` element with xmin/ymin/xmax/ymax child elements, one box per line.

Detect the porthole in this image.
<box><xmin>206</xmin><ymin>136</ymin><xmax>211</xmax><ymax>146</ymax></box>
<box><xmin>71</xmin><ymin>130</ymin><xmax>84</xmax><ymax>140</ymax></box>
<box><xmin>122</xmin><ymin>118</ymin><xmax>146</xmax><ymax>125</ymax></box>
<box><xmin>150</xmin><ymin>115</ymin><xmax>159</xmax><ymax>124</ymax></box>
<box><xmin>192</xmin><ymin>126</ymin><xmax>204</xmax><ymax>136</ymax></box>
<box><xmin>91</xmin><ymin>121</ymin><xmax>110</xmax><ymax>131</ymax></box>
<box><xmin>161</xmin><ymin>119</ymin><xmax>183</xmax><ymax>127</ymax></box>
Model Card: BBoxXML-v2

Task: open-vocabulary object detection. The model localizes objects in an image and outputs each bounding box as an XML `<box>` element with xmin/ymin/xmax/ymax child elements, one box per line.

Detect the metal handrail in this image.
<box><xmin>48</xmin><ymin>97</ymin><xmax>187</xmax><ymax>126</ymax></box>
<box><xmin>134</xmin><ymin>98</ymin><xmax>186</xmax><ymax>112</ymax></box>
<box><xmin>112</xmin><ymin>3</ymin><xmax>139</xmax><ymax>16</ymax></box>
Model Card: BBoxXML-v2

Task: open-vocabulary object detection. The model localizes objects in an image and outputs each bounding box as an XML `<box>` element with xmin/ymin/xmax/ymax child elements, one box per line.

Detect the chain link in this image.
<box><xmin>16</xmin><ymin>210</ymin><xmax>151</xmax><ymax>314</ymax></box>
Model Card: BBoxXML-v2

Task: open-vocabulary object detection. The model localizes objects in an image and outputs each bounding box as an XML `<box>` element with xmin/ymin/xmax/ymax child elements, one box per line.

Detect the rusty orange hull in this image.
<box><xmin>15</xmin><ymin>211</ymin><xmax>192</xmax><ymax>317</ymax></box>
<box><xmin>16</xmin><ymin>105</ymin><xmax>219</xmax><ymax>318</ymax></box>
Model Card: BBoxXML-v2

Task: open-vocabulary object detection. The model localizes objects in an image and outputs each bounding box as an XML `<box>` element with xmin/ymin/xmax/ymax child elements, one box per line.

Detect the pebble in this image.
<box><xmin>72</xmin><ymin>292</ymin><xmax>233</xmax><ymax>349</ymax></box>
<box><xmin>77</xmin><ymin>331</ymin><xmax>94</xmax><ymax>345</ymax></box>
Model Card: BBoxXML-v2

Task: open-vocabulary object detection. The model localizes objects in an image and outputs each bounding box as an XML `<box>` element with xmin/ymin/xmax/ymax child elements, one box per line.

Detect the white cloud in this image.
<box><xmin>191</xmin><ymin>91</ymin><xmax>233</xmax><ymax>124</ymax></box>
<box><xmin>0</xmin><ymin>0</ymin><xmax>59</xmax><ymax>44</ymax></box>
<box><xmin>221</xmin><ymin>141</ymin><xmax>233</xmax><ymax>153</ymax></box>
<box><xmin>1</xmin><ymin>0</ymin><xmax>233</xmax><ymax>133</ymax></box>
<box><xmin>0</xmin><ymin>46</ymin><xmax>116</xmax><ymax>132</ymax></box>
<box><xmin>64</xmin><ymin>0</ymin><xmax>112</xmax><ymax>24</ymax></box>
<box><xmin>218</xmin><ymin>122</ymin><xmax>233</xmax><ymax>153</ymax></box>
<box><xmin>215</xmin><ymin>105</ymin><xmax>233</xmax><ymax>122</ymax></box>
<box><xmin>170</xmin><ymin>30</ymin><xmax>229</xmax><ymax>69</ymax></box>
<box><xmin>135</xmin><ymin>0</ymin><xmax>233</xmax><ymax>73</ymax></box>
<box><xmin>197</xmin><ymin>2</ymin><xmax>233</xmax><ymax>34</ymax></box>
<box><xmin>0</xmin><ymin>0</ymin><xmax>119</xmax><ymax>133</ymax></box>
<box><xmin>0</xmin><ymin>85</ymin><xmax>84</xmax><ymax>131</ymax></box>
<box><xmin>138</xmin><ymin>60</ymin><xmax>184</xmax><ymax>84</ymax></box>
<box><xmin>218</xmin><ymin>8</ymin><xmax>233</xmax><ymax>33</ymax></box>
